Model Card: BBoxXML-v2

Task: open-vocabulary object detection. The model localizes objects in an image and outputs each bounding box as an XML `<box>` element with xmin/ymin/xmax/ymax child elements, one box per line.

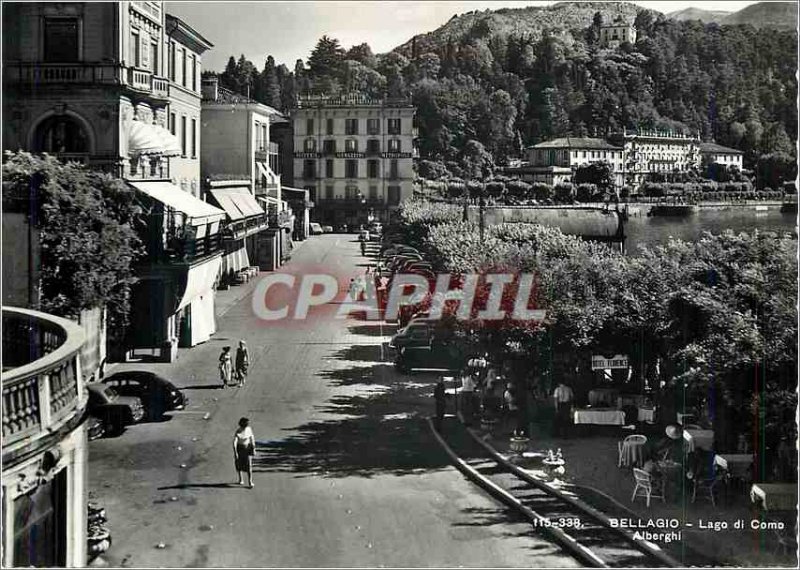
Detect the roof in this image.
<box><xmin>165</xmin><ymin>13</ymin><xmax>213</xmax><ymax>53</ymax></box>
<box><xmin>528</xmin><ymin>137</ymin><xmax>623</xmax><ymax>151</ymax></box>
<box><xmin>699</xmin><ymin>142</ymin><xmax>743</xmax><ymax>155</ymax></box>
<box><xmin>202</xmin><ymin>85</ymin><xmax>284</xmax><ymax>118</ymax></box>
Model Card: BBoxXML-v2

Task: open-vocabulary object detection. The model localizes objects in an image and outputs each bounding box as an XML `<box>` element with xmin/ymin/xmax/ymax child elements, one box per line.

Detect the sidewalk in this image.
<box><xmin>449</xmin><ymin>410</ymin><xmax>797</xmax><ymax>568</ymax></box>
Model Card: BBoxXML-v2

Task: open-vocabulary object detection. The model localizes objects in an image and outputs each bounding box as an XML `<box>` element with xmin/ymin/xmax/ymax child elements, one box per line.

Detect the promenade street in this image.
<box><xmin>88</xmin><ymin>235</ymin><xmax>579</xmax><ymax>568</ymax></box>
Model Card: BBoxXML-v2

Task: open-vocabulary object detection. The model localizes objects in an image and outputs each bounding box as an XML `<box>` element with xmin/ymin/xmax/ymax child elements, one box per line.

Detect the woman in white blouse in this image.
<box><xmin>233</xmin><ymin>417</ymin><xmax>255</xmax><ymax>488</ymax></box>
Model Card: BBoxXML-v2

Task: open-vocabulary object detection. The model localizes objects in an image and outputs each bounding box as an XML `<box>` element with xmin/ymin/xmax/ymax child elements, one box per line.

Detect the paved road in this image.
<box><xmin>89</xmin><ymin>235</ymin><xmax>579</xmax><ymax>568</ymax></box>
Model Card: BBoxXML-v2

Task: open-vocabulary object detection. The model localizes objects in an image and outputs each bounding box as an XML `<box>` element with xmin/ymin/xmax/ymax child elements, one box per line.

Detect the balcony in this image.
<box><xmin>381</xmin><ymin>152</ymin><xmax>412</xmax><ymax>159</ymax></box>
<box><xmin>294</xmin><ymin>152</ymin><xmax>320</xmax><ymax>159</ymax></box>
<box><xmin>5</xmin><ymin>62</ymin><xmax>123</xmax><ymax>86</ymax></box>
<box><xmin>163</xmin><ymin>232</ymin><xmax>223</xmax><ymax>264</ymax></box>
<box><xmin>2</xmin><ymin>307</ymin><xmax>86</xmax><ymax>449</ymax></box>
<box><xmin>223</xmin><ymin>214</ymin><xmax>268</xmax><ymax>239</ymax></box>
<box><xmin>336</xmin><ymin>152</ymin><xmax>366</xmax><ymax>159</ymax></box>
<box><xmin>255</xmin><ymin>142</ymin><xmax>280</xmax><ymax>162</ymax></box>
<box><xmin>126</xmin><ymin>68</ymin><xmax>168</xmax><ymax>100</ymax></box>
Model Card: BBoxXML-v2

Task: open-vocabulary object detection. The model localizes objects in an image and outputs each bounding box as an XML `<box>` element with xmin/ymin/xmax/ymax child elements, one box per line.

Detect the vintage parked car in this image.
<box><xmin>309</xmin><ymin>222</ymin><xmax>323</xmax><ymax>235</ymax></box>
<box><xmin>322</xmin><ymin>225</ymin><xmax>335</xmax><ymax>233</ymax></box>
<box><xmin>102</xmin><ymin>371</ymin><xmax>187</xmax><ymax>420</ymax></box>
<box><xmin>86</xmin><ymin>383</ymin><xmax>145</xmax><ymax>435</ymax></box>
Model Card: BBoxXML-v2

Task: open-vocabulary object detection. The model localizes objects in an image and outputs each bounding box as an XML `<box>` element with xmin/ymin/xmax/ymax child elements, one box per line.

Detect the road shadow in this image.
<box><xmin>327</xmin><ymin>344</ymin><xmax>387</xmax><ymax>363</ymax></box>
<box><xmin>157</xmin><ymin>482</ymin><xmax>240</xmax><ymax>490</ymax></box>
<box><xmin>347</xmin><ymin>324</ymin><xmax>395</xmax><ymax>337</ymax></box>
<box><xmin>180</xmin><ymin>384</ymin><xmax>226</xmax><ymax>390</ymax></box>
<box><xmin>252</xmin><ymin>368</ymin><xmax>451</xmax><ymax>478</ymax></box>
<box><xmin>317</xmin><ymin>363</ymin><xmax>396</xmax><ymax>387</ymax></box>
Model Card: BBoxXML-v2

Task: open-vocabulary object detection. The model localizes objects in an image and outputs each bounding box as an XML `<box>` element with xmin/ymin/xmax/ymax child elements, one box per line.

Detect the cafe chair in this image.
<box><xmin>632</xmin><ymin>468</ymin><xmax>664</xmax><ymax>507</ymax></box>
<box><xmin>690</xmin><ymin>467</ymin><xmax>722</xmax><ymax>507</ymax></box>
<box><xmin>618</xmin><ymin>434</ymin><xmax>648</xmax><ymax>467</ymax></box>
<box><xmin>774</xmin><ymin>528</ymin><xmax>798</xmax><ymax>556</ymax></box>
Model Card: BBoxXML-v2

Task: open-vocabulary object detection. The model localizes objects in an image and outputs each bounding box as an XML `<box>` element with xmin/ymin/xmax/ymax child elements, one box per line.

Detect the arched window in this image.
<box><xmin>34</xmin><ymin>115</ymin><xmax>89</xmax><ymax>154</ymax></box>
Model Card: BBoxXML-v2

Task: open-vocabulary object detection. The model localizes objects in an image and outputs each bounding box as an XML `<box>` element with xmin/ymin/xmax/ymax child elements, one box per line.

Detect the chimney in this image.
<box><xmin>202</xmin><ymin>75</ymin><xmax>219</xmax><ymax>102</ymax></box>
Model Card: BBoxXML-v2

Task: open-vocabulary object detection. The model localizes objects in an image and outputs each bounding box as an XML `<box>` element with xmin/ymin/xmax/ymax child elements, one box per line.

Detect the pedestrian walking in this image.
<box><xmin>235</xmin><ymin>340</ymin><xmax>249</xmax><ymax>387</ymax></box>
<box><xmin>360</xmin><ymin>240</ymin><xmax>366</xmax><ymax>256</ymax></box>
<box><xmin>552</xmin><ymin>381</ymin><xmax>574</xmax><ymax>437</ymax></box>
<box><xmin>233</xmin><ymin>417</ymin><xmax>255</xmax><ymax>488</ymax></box>
<box><xmin>434</xmin><ymin>378</ymin><xmax>446</xmax><ymax>431</ymax></box>
<box><xmin>219</xmin><ymin>346</ymin><xmax>233</xmax><ymax>388</ymax></box>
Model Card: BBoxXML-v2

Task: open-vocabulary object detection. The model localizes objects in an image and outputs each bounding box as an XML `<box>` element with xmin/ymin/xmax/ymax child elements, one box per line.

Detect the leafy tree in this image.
<box><xmin>459</xmin><ymin>139</ymin><xmax>494</xmax><ymax>180</ymax></box>
<box><xmin>346</xmin><ymin>43</ymin><xmax>377</xmax><ymax>68</ymax></box>
<box><xmin>574</xmin><ymin>161</ymin><xmax>614</xmax><ymax>195</ymax></box>
<box><xmin>262</xmin><ymin>55</ymin><xmax>282</xmax><ymax>109</ymax></box>
<box><xmin>308</xmin><ymin>35</ymin><xmax>346</xmax><ymax>80</ymax></box>
<box><xmin>2</xmin><ymin>152</ymin><xmax>144</xmax><ymax>333</ymax></box>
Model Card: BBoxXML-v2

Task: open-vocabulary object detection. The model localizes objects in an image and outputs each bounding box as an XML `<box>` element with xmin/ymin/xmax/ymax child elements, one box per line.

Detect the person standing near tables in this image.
<box><xmin>460</xmin><ymin>371</ymin><xmax>477</xmax><ymax>424</ymax></box>
<box><xmin>552</xmin><ymin>382</ymin><xmax>574</xmax><ymax>437</ymax></box>
<box><xmin>433</xmin><ymin>379</ymin><xmax>446</xmax><ymax>431</ymax></box>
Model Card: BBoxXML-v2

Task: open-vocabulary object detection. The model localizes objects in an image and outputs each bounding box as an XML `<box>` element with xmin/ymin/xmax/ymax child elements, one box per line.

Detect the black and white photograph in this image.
<box><xmin>1</xmin><ymin>0</ymin><xmax>798</xmax><ymax>567</ymax></box>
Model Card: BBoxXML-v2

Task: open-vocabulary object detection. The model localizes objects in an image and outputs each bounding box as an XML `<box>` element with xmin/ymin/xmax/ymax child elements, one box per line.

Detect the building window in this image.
<box><xmin>170</xmin><ymin>112</ymin><xmax>176</xmax><ymax>135</ymax></box>
<box><xmin>303</xmin><ymin>160</ymin><xmax>316</xmax><ymax>178</ymax></box>
<box><xmin>150</xmin><ymin>40</ymin><xmax>159</xmax><ymax>74</ymax></box>
<box><xmin>169</xmin><ymin>42</ymin><xmax>176</xmax><ymax>81</ymax></box>
<box><xmin>181</xmin><ymin>116</ymin><xmax>187</xmax><ymax>156</ymax></box>
<box><xmin>181</xmin><ymin>49</ymin><xmax>188</xmax><ymax>88</ymax></box>
<box><xmin>388</xmin><ymin>139</ymin><xmax>401</xmax><ymax>152</ymax></box>
<box><xmin>367</xmin><ymin>139</ymin><xmax>380</xmax><ymax>155</ymax></box>
<box><xmin>304</xmin><ymin>138</ymin><xmax>316</xmax><ymax>152</ymax></box>
<box><xmin>369</xmin><ymin>185</ymin><xmax>378</xmax><ymax>200</ymax></box>
<box><xmin>304</xmin><ymin>185</ymin><xmax>316</xmax><ymax>202</ymax></box>
<box><xmin>191</xmin><ymin>118</ymin><xmax>197</xmax><ymax>158</ymax></box>
<box><xmin>323</xmin><ymin>139</ymin><xmax>336</xmax><ymax>154</ymax></box>
<box><xmin>367</xmin><ymin>160</ymin><xmax>379</xmax><ymax>179</ymax></box>
<box><xmin>262</xmin><ymin>125</ymin><xmax>267</xmax><ymax>150</ymax></box>
<box><xmin>345</xmin><ymin>185</ymin><xmax>359</xmax><ymax>200</ymax></box>
<box><xmin>306</xmin><ymin>118</ymin><xmax>314</xmax><ymax>135</ymax></box>
<box><xmin>388</xmin><ymin>185</ymin><xmax>401</xmax><ymax>205</ymax></box>
<box><xmin>345</xmin><ymin>159</ymin><xmax>358</xmax><ymax>178</ymax></box>
<box><xmin>12</xmin><ymin>470</ymin><xmax>68</xmax><ymax>567</ymax></box>
<box><xmin>345</xmin><ymin>139</ymin><xmax>358</xmax><ymax>152</ymax></box>
<box><xmin>44</xmin><ymin>18</ymin><xmax>80</xmax><ymax>62</ymax></box>
<box><xmin>390</xmin><ymin>159</ymin><xmax>399</xmax><ymax>179</ymax></box>
<box><xmin>326</xmin><ymin>118</ymin><xmax>334</xmax><ymax>135</ymax></box>
<box><xmin>367</xmin><ymin>118</ymin><xmax>380</xmax><ymax>135</ymax></box>
<box><xmin>345</xmin><ymin>119</ymin><xmax>358</xmax><ymax>135</ymax></box>
<box><xmin>326</xmin><ymin>159</ymin><xmax>334</xmax><ymax>178</ymax></box>
<box><xmin>33</xmin><ymin>115</ymin><xmax>89</xmax><ymax>153</ymax></box>
<box><xmin>325</xmin><ymin>185</ymin><xmax>334</xmax><ymax>199</ymax></box>
<box><xmin>130</xmin><ymin>29</ymin><xmax>140</xmax><ymax>67</ymax></box>
<box><xmin>387</xmin><ymin>118</ymin><xmax>401</xmax><ymax>135</ymax></box>
<box><xmin>191</xmin><ymin>55</ymin><xmax>197</xmax><ymax>91</ymax></box>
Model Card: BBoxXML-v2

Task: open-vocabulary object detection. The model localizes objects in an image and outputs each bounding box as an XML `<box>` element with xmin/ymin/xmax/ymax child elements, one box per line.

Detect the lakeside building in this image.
<box><xmin>2</xmin><ymin>307</ymin><xmax>88</xmax><ymax>567</ymax></box>
<box><xmin>292</xmin><ymin>93</ymin><xmax>417</xmax><ymax>228</ymax></box>
<box><xmin>513</xmin><ymin>137</ymin><xmax>626</xmax><ymax>187</ymax></box>
<box><xmin>699</xmin><ymin>142</ymin><xmax>744</xmax><ymax>171</ymax></box>
<box><xmin>608</xmin><ymin>128</ymin><xmax>701</xmax><ymax>187</ymax></box>
<box><xmin>600</xmin><ymin>17</ymin><xmax>637</xmax><ymax>47</ymax></box>
<box><xmin>2</xmin><ymin>1</ymin><xmax>226</xmax><ymax>363</ymax></box>
<box><xmin>200</xmin><ymin>76</ymin><xmax>303</xmax><ymax>274</ymax></box>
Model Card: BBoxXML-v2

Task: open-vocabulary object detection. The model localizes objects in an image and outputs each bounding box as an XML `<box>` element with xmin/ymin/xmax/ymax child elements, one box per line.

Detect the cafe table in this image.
<box><xmin>750</xmin><ymin>483</ymin><xmax>798</xmax><ymax>511</ymax></box>
<box><xmin>683</xmin><ymin>428</ymin><xmax>714</xmax><ymax>452</ymax></box>
<box><xmin>573</xmin><ymin>407</ymin><xmax>626</xmax><ymax>425</ymax></box>
<box><xmin>619</xmin><ymin>436</ymin><xmax>647</xmax><ymax>467</ymax></box>
<box><xmin>588</xmin><ymin>388</ymin><xmax>619</xmax><ymax>406</ymax></box>
<box><xmin>617</xmin><ymin>394</ymin><xmax>647</xmax><ymax>409</ymax></box>
<box><xmin>714</xmin><ymin>454</ymin><xmax>754</xmax><ymax>475</ymax></box>
<box><xmin>656</xmin><ymin>459</ymin><xmax>684</xmax><ymax>501</ymax></box>
<box><xmin>676</xmin><ymin>412</ymin><xmax>696</xmax><ymax>426</ymax></box>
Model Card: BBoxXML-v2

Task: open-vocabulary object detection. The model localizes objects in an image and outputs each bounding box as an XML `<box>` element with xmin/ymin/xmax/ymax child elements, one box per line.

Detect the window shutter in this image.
<box><xmin>140</xmin><ymin>30</ymin><xmax>150</xmax><ymax>68</ymax></box>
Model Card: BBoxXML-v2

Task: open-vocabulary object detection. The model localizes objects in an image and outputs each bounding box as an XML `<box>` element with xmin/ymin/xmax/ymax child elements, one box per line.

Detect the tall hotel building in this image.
<box><xmin>292</xmin><ymin>94</ymin><xmax>416</xmax><ymax>227</ymax></box>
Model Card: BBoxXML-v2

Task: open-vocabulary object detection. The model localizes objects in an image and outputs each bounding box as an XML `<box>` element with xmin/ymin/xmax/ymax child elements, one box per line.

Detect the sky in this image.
<box><xmin>165</xmin><ymin>1</ymin><xmax>771</xmax><ymax>73</ymax></box>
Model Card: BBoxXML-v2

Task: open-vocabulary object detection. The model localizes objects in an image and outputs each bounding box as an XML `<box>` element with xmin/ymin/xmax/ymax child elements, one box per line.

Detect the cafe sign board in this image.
<box><xmin>591</xmin><ymin>354</ymin><xmax>629</xmax><ymax>370</ymax></box>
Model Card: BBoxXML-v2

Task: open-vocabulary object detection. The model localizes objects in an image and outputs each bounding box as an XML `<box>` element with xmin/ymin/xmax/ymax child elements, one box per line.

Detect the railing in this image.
<box><xmin>298</xmin><ymin>94</ymin><xmax>413</xmax><ymax>108</ymax></box>
<box><xmin>223</xmin><ymin>214</ymin><xmax>268</xmax><ymax>238</ymax></box>
<box><xmin>336</xmin><ymin>152</ymin><xmax>365</xmax><ymax>159</ymax></box>
<box><xmin>152</xmin><ymin>75</ymin><xmax>170</xmax><ymax>98</ymax></box>
<box><xmin>164</xmin><ymin>232</ymin><xmax>223</xmax><ymax>263</ymax></box>
<box><xmin>2</xmin><ymin>307</ymin><xmax>85</xmax><ymax>448</ymax></box>
<box><xmin>294</xmin><ymin>152</ymin><xmax>320</xmax><ymax>158</ymax></box>
<box><xmin>381</xmin><ymin>152</ymin><xmax>412</xmax><ymax>159</ymax></box>
<box><xmin>6</xmin><ymin>62</ymin><xmax>123</xmax><ymax>85</ymax></box>
<box><xmin>269</xmin><ymin>209</ymin><xmax>294</xmax><ymax>228</ymax></box>
<box><xmin>127</xmin><ymin>67</ymin><xmax>152</xmax><ymax>91</ymax></box>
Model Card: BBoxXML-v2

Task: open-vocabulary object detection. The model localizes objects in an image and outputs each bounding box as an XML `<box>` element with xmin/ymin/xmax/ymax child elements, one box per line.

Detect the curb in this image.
<box><xmin>461</xmin><ymin>421</ymin><xmax>683</xmax><ymax>568</ymax></box>
<box><xmin>427</xmin><ymin>417</ymin><xmax>609</xmax><ymax>568</ymax></box>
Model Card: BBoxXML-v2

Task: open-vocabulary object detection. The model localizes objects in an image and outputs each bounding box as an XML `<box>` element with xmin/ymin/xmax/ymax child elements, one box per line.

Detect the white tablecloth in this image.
<box><xmin>750</xmin><ymin>483</ymin><xmax>798</xmax><ymax>511</ymax></box>
<box><xmin>573</xmin><ymin>408</ymin><xmax>626</xmax><ymax>425</ymax></box>
<box><xmin>715</xmin><ymin>454</ymin><xmax>754</xmax><ymax>472</ymax></box>
<box><xmin>676</xmin><ymin>412</ymin><xmax>695</xmax><ymax>426</ymax></box>
<box><xmin>637</xmin><ymin>407</ymin><xmax>656</xmax><ymax>423</ymax></box>
<box><xmin>617</xmin><ymin>394</ymin><xmax>647</xmax><ymax>409</ymax></box>
<box><xmin>619</xmin><ymin>438</ymin><xmax>646</xmax><ymax>467</ymax></box>
<box><xmin>683</xmin><ymin>429</ymin><xmax>714</xmax><ymax>452</ymax></box>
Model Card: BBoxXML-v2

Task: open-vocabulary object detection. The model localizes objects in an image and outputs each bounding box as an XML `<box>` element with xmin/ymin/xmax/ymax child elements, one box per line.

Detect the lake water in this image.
<box><xmin>624</xmin><ymin>206</ymin><xmax>798</xmax><ymax>255</ymax></box>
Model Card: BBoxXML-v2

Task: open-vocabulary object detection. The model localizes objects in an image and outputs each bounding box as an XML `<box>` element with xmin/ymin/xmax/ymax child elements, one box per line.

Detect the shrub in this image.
<box><xmin>531</xmin><ymin>182</ymin><xmax>554</xmax><ymax>202</ymax></box>
<box><xmin>506</xmin><ymin>179</ymin><xmax>532</xmax><ymax>201</ymax></box>
<box><xmin>554</xmin><ymin>182</ymin><xmax>576</xmax><ymax>203</ymax></box>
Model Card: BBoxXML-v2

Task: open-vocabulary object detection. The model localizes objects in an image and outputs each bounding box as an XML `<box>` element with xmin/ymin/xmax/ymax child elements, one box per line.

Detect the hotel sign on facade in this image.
<box><xmin>591</xmin><ymin>354</ymin><xmax>629</xmax><ymax>370</ymax></box>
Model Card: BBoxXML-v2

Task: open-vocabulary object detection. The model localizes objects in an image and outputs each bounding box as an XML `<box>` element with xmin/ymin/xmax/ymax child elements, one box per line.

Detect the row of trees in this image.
<box><xmin>391</xmin><ymin>201</ymin><xmax>797</xmax><ymax>459</ymax></box>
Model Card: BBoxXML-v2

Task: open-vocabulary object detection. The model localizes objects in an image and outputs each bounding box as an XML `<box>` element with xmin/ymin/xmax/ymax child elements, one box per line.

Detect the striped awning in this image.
<box><xmin>208</xmin><ymin>187</ymin><xmax>264</xmax><ymax>220</ymax></box>
<box><xmin>154</xmin><ymin>125</ymin><xmax>182</xmax><ymax>157</ymax></box>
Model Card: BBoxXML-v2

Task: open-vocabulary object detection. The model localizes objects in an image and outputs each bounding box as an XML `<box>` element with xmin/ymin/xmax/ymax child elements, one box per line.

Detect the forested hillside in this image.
<box><xmin>210</xmin><ymin>2</ymin><xmax>796</xmax><ymax>176</ymax></box>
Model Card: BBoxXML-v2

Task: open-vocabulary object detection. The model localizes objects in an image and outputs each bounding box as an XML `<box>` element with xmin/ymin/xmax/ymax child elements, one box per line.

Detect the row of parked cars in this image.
<box><xmin>86</xmin><ymin>371</ymin><xmax>187</xmax><ymax>439</ymax></box>
<box><xmin>379</xmin><ymin>239</ymin><xmax>466</xmax><ymax>373</ymax></box>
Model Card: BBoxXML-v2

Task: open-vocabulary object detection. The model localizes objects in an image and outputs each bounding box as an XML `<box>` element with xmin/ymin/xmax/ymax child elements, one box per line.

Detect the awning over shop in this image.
<box><xmin>221</xmin><ymin>245</ymin><xmax>250</xmax><ymax>276</ymax></box>
<box><xmin>208</xmin><ymin>187</ymin><xmax>264</xmax><ymax>220</ymax></box>
<box><xmin>129</xmin><ymin>121</ymin><xmax>165</xmax><ymax>155</ymax></box>
<box><xmin>130</xmin><ymin>181</ymin><xmax>225</xmax><ymax>225</ymax></box>
<box><xmin>256</xmin><ymin>161</ymin><xmax>279</xmax><ymax>186</ymax></box>
<box><xmin>177</xmin><ymin>255</ymin><xmax>222</xmax><ymax>311</ymax></box>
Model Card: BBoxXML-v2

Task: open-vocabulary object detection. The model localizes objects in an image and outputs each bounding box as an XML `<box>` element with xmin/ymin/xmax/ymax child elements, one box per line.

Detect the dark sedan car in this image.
<box><xmin>86</xmin><ymin>383</ymin><xmax>145</xmax><ymax>435</ymax></box>
<box><xmin>102</xmin><ymin>371</ymin><xmax>187</xmax><ymax>420</ymax></box>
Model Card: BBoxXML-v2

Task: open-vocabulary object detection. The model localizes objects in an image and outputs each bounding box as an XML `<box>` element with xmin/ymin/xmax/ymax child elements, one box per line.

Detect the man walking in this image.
<box><xmin>552</xmin><ymin>381</ymin><xmax>574</xmax><ymax>437</ymax></box>
<box><xmin>434</xmin><ymin>379</ymin><xmax>446</xmax><ymax>431</ymax></box>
